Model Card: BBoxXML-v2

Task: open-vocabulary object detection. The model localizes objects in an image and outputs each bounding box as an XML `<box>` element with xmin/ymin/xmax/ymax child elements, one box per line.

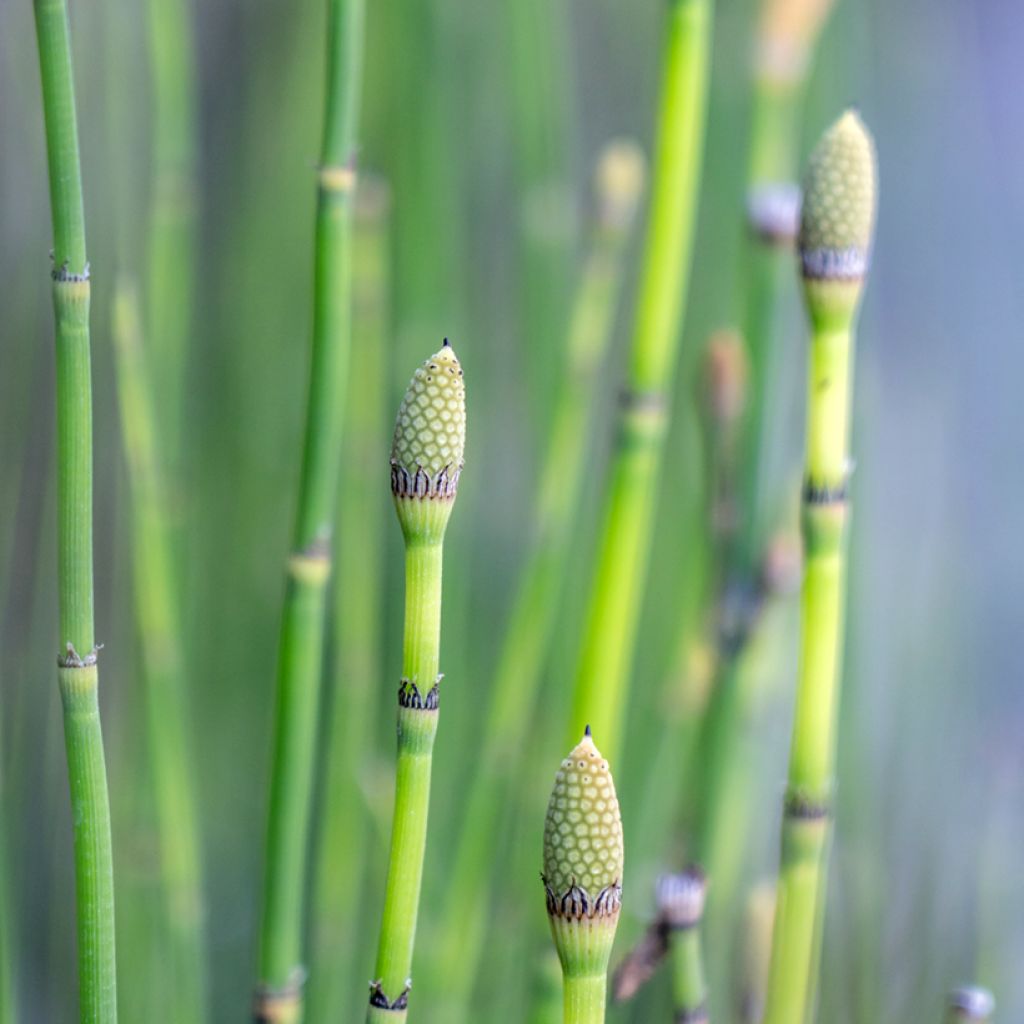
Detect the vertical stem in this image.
<box><xmin>567</xmin><ymin>0</ymin><xmax>713</xmax><ymax>761</ymax></box>
<box><xmin>762</xmin><ymin>326</ymin><xmax>852</xmax><ymax>1024</ymax></box>
<box><xmin>33</xmin><ymin>0</ymin><xmax>118</xmax><ymax>1020</ymax></box>
<box><xmin>669</xmin><ymin>927</ymin><xmax>709</xmax><ymax>1022</ymax></box>
<box><xmin>146</xmin><ymin>0</ymin><xmax>198</xmax><ymax>468</ymax></box>
<box><xmin>430</xmin><ymin>159</ymin><xmax>642</xmax><ymax>1018</ymax></box>
<box><xmin>368</xmin><ymin>539</ymin><xmax>444</xmax><ymax>1022</ymax></box>
<box><xmin>307</xmin><ymin>183</ymin><xmax>391</xmax><ymax>1024</ymax></box>
<box><xmin>111</xmin><ymin>281</ymin><xmax>208</xmax><ymax>1023</ymax></box>
<box><xmin>563</xmin><ymin>974</ymin><xmax>606</xmax><ymax>1024</ymax></box>
<box><xmin>255</xmin><ymin>0</ymin><xmax>364</xmax><ymax>1017</ymax></box>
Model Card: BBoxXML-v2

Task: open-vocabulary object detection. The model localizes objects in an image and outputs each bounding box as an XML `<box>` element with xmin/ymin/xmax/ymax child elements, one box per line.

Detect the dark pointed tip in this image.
<box><xmin>584</xmin><ymin>723</ymin><xmax>592</xmax><ymax>736</ymax></box>
<box><xmin>442</xmin><ymin>336</ymin><xmax>451</xmax><ymax>347</ymax></box>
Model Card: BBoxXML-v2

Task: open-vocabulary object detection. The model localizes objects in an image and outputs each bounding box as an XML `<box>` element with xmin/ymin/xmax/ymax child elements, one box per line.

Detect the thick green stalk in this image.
<box><xmin>566</xmin><ymin>0</ymin><xmax>713</xmax><ymax>760</ymax></box>
<box><xmin>430</xmin><ymin>144</ymin><xmax>644</xmax><ymax>1019</ymax></box>
<box><xmin>367</xmin><ymin>539</ymin><xmax>444</xmax><ymax>1022</ymax></box>
<box><xmin>111</xmin><ymin>281</ymin><xmax>207</xmax><ymax>1024</ymax></box>
<box><xmin>368</xmin><ymin>343</ymin><xmax>465</xmax><ymax>1021</ymax></box>
<box><xmin>307</xmin><ymin>182</ymin><xmax>390</xmax><ymax>1024</ymax></box>
<box><xmin>146</xmin><ymin>0</ymin><xmax>198</xmax><ymax>468</ymax></box>
<box><xmin>763</xmin><ymin>111</ymin><xmax>876</xmax><ymax>1024</ymax></box>
<box><xmin>255</xmin><ymin>0</ymin><xmax>364</xmax><ymax>1017</ymax></box>
<box><xmin>33</xmin><ymin>0</ymin><xmax>117</xmax><ymax>1020</ymax></box>
<box><xmin>563</xmin><ymin>975</ymin><xmax>606</xmax><ymax>1024</ymax></box>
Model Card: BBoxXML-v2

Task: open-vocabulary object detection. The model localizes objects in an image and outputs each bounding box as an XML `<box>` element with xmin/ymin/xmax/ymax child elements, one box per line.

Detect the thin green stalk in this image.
<box><xmin>367</xmin><ymin>343</ymin><xmax>466</xmax><ymax>1021</ymax></box>
<box><xmin>429</xmin><ymin>142</ymin><xmax>645</xmax><ymax>1020</ymax></box>
<box><xmin>145</xmin><ymin>0</ymin><xmax>198</xmax><ymax>470</ymax></box>
<box><xmin>255</xmin><ymin>0</ymin><xmax>364</xmax><ymax>1017</ymax></box>
<box><xmin>33</xmin><ymin>0</ymin><xmax>117</xmax><ymax>1020</ymax></box>
<box><xmin>563</xmin><ymin>976</ymin><xmax>606</xmax><ymax>1024</ymax></box>
<box><xmin>566</xmin><ymin>0</ymin><xmax>714</xmax><ymax>761</ymax></box>
<box><xmin>307</xmin><ymin>180</ymin><xmax>391</xmax><ymax>1024</ymax></box>
<box><xmin>0</xmin><ymin>756</ymin><xmax>14</xmax><ymax>1024</ymax></box>
<box><xmin>657</xmin><ymin>870</ymin><xmax>710</xmax><ymax>1023</ymax></box>
<box><xmin>111</xmin><ymin>280</ymin><xmax>207</xmax><ymax>1024</ymax></box>
<box><xmin>763</xmin><ymin>111</ymin><xmax>876</xmax><ymax>1024</ymax></box>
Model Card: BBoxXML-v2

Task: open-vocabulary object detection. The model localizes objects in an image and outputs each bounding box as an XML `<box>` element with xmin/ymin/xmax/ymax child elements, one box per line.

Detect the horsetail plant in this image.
<box><xmin>762</xmin><ymin>110</ymin><xmax>878</xmax><ymax>1024</ymax></box>
<box><xmin>254</xmin><ymin>0</ymin><xmax>364</xmax><ymax>1017</ymax></box>
<box><xmin>111</xmin><ymin>279</ymin><xmax>207</xmax><ymax>1023</ymax></box>
<box><xmin>543</xmin><ymin>729</ymin><xmax>624</xmax><ymax>1024</ymax></box>
<box><xmin>945</xmin><ymin>987</ymin><xmax>996</xmax><ymax>1023</ymax></box>
<box><xmin>739</xmin><ymin>882</ymin><xmax>776</xmax><ymax>1023</ymax></box>
<box><xmin>308</xmin><ymin>179</ymin><xmax>392</xmax><ymax>1024</ymax></box>
<box><xmin>430</xmin><ymin>140</ymin><xmax>645</xmax><ymax>1021</ymax></box>
<box><xmin>145</xmin><ymin>0</ymin><xmax>199</xmax><ymax>471</ymax></box>
<box><xmin>690</xmin><ymin>0</ymin><xmax>838</xmax><ymax>959</ymax></box>
<box><xmin>33</xmin><ymin>0</ymin><xmax>117</xmax><ymax>1018</ymax></box>
<box><xmin>367</xmin><ymin>341</ymin><xmax>466</xmax><ymax>1021</ymax></box>
<box><xmin>567</xmin><ymin>0</ymin><xmax>714</xmax><ymax>760</ymax></box>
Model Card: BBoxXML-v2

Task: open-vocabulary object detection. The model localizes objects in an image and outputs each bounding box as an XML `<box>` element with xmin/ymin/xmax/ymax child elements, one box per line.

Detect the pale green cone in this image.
<box><xmin>390</xmin><ymin>339</ymin><xmax>466</xmax><ymax>541</ymax></box>
<box><xmin>543</xmin><ymin>730</ymin><xmax>624</xmax><ymax>980</ymax></box>
<box><xmin>799</xmin><ymin>110</ymin><xmax>878</xmax><ymax>325</ymax></box>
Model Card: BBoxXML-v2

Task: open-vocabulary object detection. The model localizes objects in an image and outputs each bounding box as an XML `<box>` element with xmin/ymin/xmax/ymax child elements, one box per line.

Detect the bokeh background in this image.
<box><xmin>1</xmin><ymin>0</ymin><xmax>1022</xmax><ymax>1020</ymax></box>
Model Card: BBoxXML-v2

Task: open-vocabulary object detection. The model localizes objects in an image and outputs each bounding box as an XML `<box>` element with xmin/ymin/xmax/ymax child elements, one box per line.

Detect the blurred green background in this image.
<box><xmin>1</xmin><ymin>0</ymin><xmax>1021</xmax><ymax>1020</ymax></box>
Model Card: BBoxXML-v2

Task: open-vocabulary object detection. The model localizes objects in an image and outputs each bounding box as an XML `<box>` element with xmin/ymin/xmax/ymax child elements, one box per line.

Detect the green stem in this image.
<box><xmin>307</xmin><ymin>182</ymin><xmax>391</xmax><ymax>1024</ymax></box>
<box><xmin>367</xmin><ymin>539</ymin><xmax>444</xmax><ymax>1022</ymax></box>
<box><xmin>669</xmin><ymin>927</ymin><xmax>709</xmax><ymax>1022</ymax></box>
<box><xmin>111</xmin><ymin>280</ymin><xmax>207</xmax><ymax>1023</ymax></box>
<box><xmin>563</xmin><ymin>975</ymin><xmax>606</xmax><ymax>1024</ymax></box>
<box><xmin>762</xmin><ymin>324</ymin><xmax>853</xmax><ymax>1024</ymax></box>
<box><xmin>34</xmin><ymin>0</ymin><xmax>117</xmax><ymax>1019</ymax></box>
<box><xmin>567</xmin><ymin>0</ymin><xmax>713</xmax><ymax>761</ymax></box>
<box><xmin>430</xmin><ymin>166</ymin><xmax>640</xmax><ymax>1018</ymax></box>
<box><xmin>255</xmin><ymin>0</ymin><xmax>364</xmax><ymax>1016</ymax></box>
<box><xmin>146</xmin><ymin>0</ymin><xmax>198</xmax><ymax>468</ymax></box>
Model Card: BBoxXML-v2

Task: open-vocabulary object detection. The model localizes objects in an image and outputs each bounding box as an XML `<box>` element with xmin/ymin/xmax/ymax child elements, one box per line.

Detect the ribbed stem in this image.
<box><xmin>563</xmin><ymin>975</ymin><xmax>606</xmax><ymax>1024</ymax></box>
<box><xmin>430</xmin><ymin>188</ymin><xmax>638</xmax><ymax>1017</ymax></box>
<box><xmin>111</xmin><ymin>281</ymin><xmax>207</xmax><ymax>1023</ymax></box>
<box><xmin>367</xmin><ymin>537</ymin><xmax>444</xmax><ymax>1022</ymax></box>
<box><xmin>59</xmin><ymin>667</ymin><xmax>117</xmax><ymax>1024</ymax></box>
<box><xmin>762</xmin><ymin>324</ymin><xmax>853</xmax><ymax>1024</ymax></box>
<box><xmin>255</xmin><ymin>0</ymin><xmax>363</xmax><ymax>1016</ymax></box>
<box><xmin>34</xmin><ymin>0</ymin><xmax>117</xmax><ymax>1019</ymax></box>
<box><xmin>567</xmin><ymin>0</ymin><xmax>713</xmax><ymax>760</ymax></box>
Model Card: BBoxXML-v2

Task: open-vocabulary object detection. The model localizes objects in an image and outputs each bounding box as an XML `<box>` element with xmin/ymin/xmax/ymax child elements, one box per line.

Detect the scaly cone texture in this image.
<box><xmin>390</xmin><ymin>339</ymin><xmax>466</xmax><ymax>504</ymax></box>
<box><xmin>799</xmin><ymin>109</ymin><xmax>878</xmax><ymax>291</ymax></box>
<box><xmin>543</xmin><ymin>731</ymin><xmax>623</xmax><ymax>1024</ymax></box>
<box><xmin>543</xmin><ymin>731</ymin><xmax>624</xmax><ymax>907</ymax></box>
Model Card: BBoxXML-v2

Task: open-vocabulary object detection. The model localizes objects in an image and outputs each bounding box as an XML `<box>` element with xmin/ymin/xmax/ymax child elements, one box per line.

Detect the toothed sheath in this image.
<box><xmin>543</xmin><ymin>732</ymin><xmax>624</xmax><ymax>1024</ymax></box>
<box><xmin>368</xmin><ymin>343</ymin><xmax>465</xmax><ymax>1021</ymax></box>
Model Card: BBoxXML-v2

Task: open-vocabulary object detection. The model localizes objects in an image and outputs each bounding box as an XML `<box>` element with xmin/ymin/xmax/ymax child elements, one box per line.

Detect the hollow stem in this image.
<box><xmin>566</xmin><ymin>0</ymin><xmax>714</xmax><ymax>761</ymax></box>
<box><xmin>367</xmin><ymin>537</ymin><xmax>445</xmax><ymax>1022</ymax></box>
<box><xmin>34</xmin><ymin>0</ymin><xmax>118</xmax><ymax>1019</ymax></box>
<box><xmin>255</xmin><ymin>0</ymin><xmax>364</xmax><ymax>1016</ymax></box>
<box><xmin>563</xmin><ymin>975</ymin><xmax>606</xmax><ymax>1024</ymax></box>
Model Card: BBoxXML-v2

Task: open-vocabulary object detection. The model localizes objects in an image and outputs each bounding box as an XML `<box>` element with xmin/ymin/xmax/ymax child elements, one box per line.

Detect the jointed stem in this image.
<box><xmin>368</xmin><ymin>539</ymin><xmax>444</xmax><ymax>1021</ymax></box>
<box><xmin>567</xmin><ymin>0</ymin><xmax>713</xmax><ymax>760</ymax></box>
<box><xmin>255</xmin><ymin>0</ymin><xmax>363</xmax><ymax>1015</ymax></box>
<box><xmin>34</xmin><ymin>0</ymin><xmax>117</xmax><ymax>1019</ymax></box>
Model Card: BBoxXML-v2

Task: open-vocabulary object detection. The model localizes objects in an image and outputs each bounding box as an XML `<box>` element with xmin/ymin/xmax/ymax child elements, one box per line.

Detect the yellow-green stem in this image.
<box><xmin>567</xmin><ymin>0</ymin><xmax>713</xmax><ymax>760</ymax></box>
<box><xmin>367</xmin><ymin>537</ymin><xmax>445</xmax><ymax>1022</ymax></box>
<box><xmin>563</xmin><ymin>975</ymin><xmax>606</xmax><ymax>1024</ymax></box>
<box><xmin>762</xmin><ymin>325</ymin><xmax>853</xmax><ymax>1024</ymax></box>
